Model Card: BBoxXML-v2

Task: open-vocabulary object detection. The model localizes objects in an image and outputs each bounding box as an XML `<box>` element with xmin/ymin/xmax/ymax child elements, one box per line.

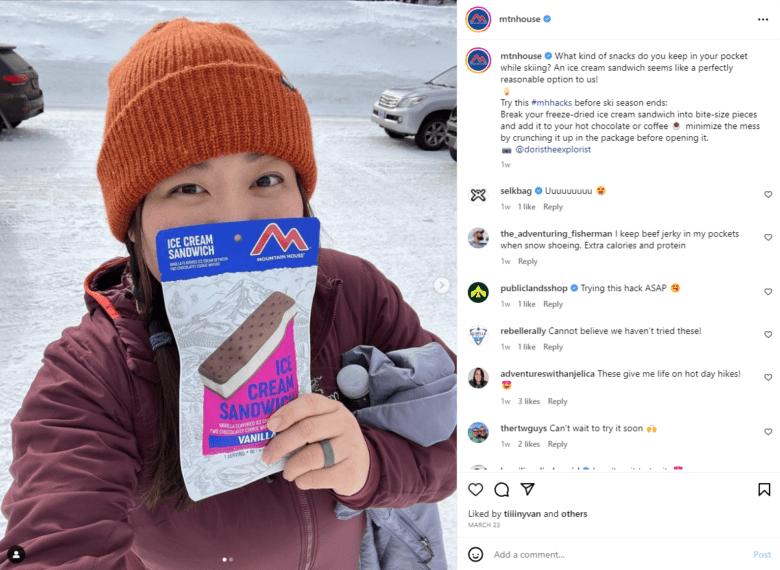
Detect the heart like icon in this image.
<box><xmin>468</xmin><ymin>483</ymin><xmax>483</xmax><ymax>496</ymax></box>
<box><xmin>765</xmin><ymin>331</ymin><xmax>773</xmax><ymax>338</ymax></box>
<box><xmin>765</xmin><ymin>429</ymin><xmax>773</xmax><ymax>436</ymax></box>
<box><xmin>765</xmin><ymin>234</ymin><xmax>773</xmax><ymax>241</ymax></box>
<box><xmin>766</xmin><ymin>374</ymin><xmax>773</xmax><ymax>381</ymax></box>
<box><xmin>766</xmin><ymin>191</ymin><xmax>773</xmax><ymax>198</ymax></box>
<box><xmin>766</xmin><ymin>289</ymin><xmax>773</xmax><ymax>296</ymax></box>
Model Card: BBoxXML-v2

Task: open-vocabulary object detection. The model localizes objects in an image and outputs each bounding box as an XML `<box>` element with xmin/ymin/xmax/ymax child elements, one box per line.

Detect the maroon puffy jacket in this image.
<box><xmin>0</xmin><ymin>249</ymin><xmax>456</xmax><ymax>570</ymax></box>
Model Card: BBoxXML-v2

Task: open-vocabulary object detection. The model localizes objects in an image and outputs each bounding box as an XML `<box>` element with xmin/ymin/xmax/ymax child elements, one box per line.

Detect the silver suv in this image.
<box><xmin>371</xmin><ymin>66</ymin><xmax>456</xmax><ymax>151</ymax></box>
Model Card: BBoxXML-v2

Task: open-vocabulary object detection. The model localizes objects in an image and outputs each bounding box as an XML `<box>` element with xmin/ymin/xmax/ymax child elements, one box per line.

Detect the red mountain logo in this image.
<box><xmin>470</xmin><ymin>54</ymin><xmax>488</xmax><ymax>64</ymax></box>
<box><xmin>470</xmin><ymin>14</ymin><xmax>487</xmax><ymax>23</ymax></box>
<box><xmin>250</xmin><ymin>223</ymin><xmax>309</xmax><ymax>256</ymax></box>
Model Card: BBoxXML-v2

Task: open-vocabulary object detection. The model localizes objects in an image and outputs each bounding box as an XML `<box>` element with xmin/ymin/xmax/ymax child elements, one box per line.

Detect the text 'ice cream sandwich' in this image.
<box><xmin>199</xmin><ymin>292</ymin><xmax>297</xmax><ymax>399</ymax></box>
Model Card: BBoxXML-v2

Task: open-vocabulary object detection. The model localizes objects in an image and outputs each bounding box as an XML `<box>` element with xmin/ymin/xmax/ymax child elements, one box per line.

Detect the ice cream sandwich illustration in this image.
<box><xmin>199</xmin><ymin>292</ymin><xmax>297</xmax><ymax>399</ymax></box>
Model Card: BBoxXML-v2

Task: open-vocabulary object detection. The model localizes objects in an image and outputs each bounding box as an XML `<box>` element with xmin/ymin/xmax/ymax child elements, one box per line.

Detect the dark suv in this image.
<box><xmin>0</xmin><ymin>44</ymin><xmax>44</xmax><ymax>131</ymax></box>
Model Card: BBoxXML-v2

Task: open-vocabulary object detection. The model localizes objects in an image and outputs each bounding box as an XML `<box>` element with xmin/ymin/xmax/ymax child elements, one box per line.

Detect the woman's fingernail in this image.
<box><xmin>267</xmin><ymin>417</ymin><xmax>280</xmax><ymax>431</ymax></box>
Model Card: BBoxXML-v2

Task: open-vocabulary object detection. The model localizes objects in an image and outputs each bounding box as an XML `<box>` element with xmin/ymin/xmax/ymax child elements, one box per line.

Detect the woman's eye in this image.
<box><xmin>173</xmin><ymin>184</ymin><xmax>206</xmax><ymax>195</ymax></box>
<box><xmin>167</xmin><ymin>174</ymin><xmax>283</xmax><ymax>195</ymax></box>
<box><xmin>255</xmin><ymin>174</ymin><xmax>283</xmax><ymax>187</ymax></box>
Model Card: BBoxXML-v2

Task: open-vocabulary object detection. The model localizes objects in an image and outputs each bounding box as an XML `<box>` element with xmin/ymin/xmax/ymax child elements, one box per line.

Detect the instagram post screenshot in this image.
<box><xmin>0</xmin><ymin>2</ymin><xmax>458</xmax><ymax>569</ymax></box>
<box><xmin>1</xmin><ymin>1</ymin><xmax>778</xmax><ymax>569</ymax></box>
<box><xmin>458</xmin><ymin>1</ymin><xmax>777</xmax><ymax>568</ymax></box>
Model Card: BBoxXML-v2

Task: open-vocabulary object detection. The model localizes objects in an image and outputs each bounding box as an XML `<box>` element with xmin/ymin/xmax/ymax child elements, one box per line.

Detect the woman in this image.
<box><xmin>469</xmin><ymin>367</ymin><xmax>487</xmax><ymax>388</ymax></box>
<box><xmin>0</xmin><ymin>19</ymin><xmax>456</xmax><ymax>569</ymax></box>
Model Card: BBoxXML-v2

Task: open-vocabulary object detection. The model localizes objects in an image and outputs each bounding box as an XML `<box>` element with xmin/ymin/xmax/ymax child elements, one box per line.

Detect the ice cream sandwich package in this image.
<box><xmin>156</xmin><ymin>218</ymin><xmax>320</xmax><ymax>501</ymax></box>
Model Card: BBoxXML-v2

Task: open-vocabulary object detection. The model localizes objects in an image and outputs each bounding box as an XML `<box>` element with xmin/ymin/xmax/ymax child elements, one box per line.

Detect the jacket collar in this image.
<box><xmin>83</xmin><ymin>257</ymin><xmax>137</xmax><ymax>320</ymax></box>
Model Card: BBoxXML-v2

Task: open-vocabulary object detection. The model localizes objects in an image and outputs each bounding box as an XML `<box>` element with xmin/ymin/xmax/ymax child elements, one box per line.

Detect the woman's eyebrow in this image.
<box><xmin>181</xmin><ymin>162</ymin><xmax>209</xmax><ymax>173</ymax></box>
<box><xmin>180</xmin><ymin>153</ymin><xmax>266</xmax><ymax>174</ymax></box>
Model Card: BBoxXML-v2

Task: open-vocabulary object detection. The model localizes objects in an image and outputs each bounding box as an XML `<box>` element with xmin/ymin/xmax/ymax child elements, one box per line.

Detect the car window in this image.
<box><xmin>0</xmin><ymin>51</ymin><xmax>32</xmax><ymax>73</ymax></box>
<box><xmin>428</xmin><ymin>67</ymin><xmax>456</xmax><ymax>88</ymax></box>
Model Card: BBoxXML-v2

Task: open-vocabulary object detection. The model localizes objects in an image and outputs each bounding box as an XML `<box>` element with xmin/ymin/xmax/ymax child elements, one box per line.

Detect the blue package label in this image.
<box><xmin>156</xmin><ymin>218</ymin><xmax>320</xmax><ymax>282</ymax></box>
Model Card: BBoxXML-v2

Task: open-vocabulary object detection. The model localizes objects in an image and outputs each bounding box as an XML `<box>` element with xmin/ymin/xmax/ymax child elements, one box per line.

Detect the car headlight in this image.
<box><xmin>397</xmin><ymin>96</ymin><xmax>426</xmax><ymax>108</ymax></box>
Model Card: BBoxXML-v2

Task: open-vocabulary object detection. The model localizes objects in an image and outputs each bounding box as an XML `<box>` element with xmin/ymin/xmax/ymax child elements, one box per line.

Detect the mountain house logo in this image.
<box><xmin>250</xmin><ymin>223</ymin><xmax>309</xmax><ymax>256</ymax></box>
<box><xmin>466</xmin><ymin>7</ymin><xmax>491</xmax><ymax>32</ymax></box>
<box><xmin>466</xmin><ymin>48</ymin><xmax>491</xmax><ymax>73</ymax></box>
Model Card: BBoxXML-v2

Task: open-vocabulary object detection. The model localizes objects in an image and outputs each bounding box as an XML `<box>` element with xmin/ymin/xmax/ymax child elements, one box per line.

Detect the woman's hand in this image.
<box><xmin>261</xmin><ymin>393</ymin><xmax>370</xmax><ymax>496</ymax></box>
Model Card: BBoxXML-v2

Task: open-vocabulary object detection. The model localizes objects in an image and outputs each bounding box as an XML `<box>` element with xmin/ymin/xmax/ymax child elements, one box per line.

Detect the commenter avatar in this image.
<box><xmin>468</xmin><ymin>422</ymin><xmax>489</xmax><ymax>443</ymax></box>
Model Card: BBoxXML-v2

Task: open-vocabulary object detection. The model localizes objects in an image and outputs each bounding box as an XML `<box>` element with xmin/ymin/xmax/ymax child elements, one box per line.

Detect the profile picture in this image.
<box><xmin>468</xmin><ymin>422</ymin><xmax>489</xmax><ymax>443</ymax></box>
<box><xmin>470</xmin><ymin>185</ymin><xmax>488</xmax><ymax>205</ymax></box>
<box><xmin>468</xmin><ymin>367</ymin><xmax>488</xmax><ymax>388</ymax></box>
<box><xmin>467</xmin><ymin>282</ymin><xmax>489</xmax><ymax>303</ymax></box>
<box><xmin>468</xmin><ymin>227</ymin><xmax>488</xmax><ymax>249</ymax></box>
<box><xmin>468</xmin><ymin>325</ymin><xmax>488</xmax><ymax>346</ymax></box>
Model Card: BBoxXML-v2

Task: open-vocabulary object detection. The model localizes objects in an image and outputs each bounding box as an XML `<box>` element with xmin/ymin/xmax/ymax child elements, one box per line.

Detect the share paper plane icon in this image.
<box><xmin>521</xmin><ymin>483</ymin><xmax>535</xmax><ymax>496</ymax></box>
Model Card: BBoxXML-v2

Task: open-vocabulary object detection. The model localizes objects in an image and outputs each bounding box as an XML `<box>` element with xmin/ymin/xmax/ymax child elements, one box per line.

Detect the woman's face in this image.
<box><xmin>474</xmin><ymin>369</ymin><xmax>483</xmax><ymax>383</ymax></box>
<box><xmin>133</xmin><ymin>152</ymin><xmax>303</xmax><ymax>279</ymax></box>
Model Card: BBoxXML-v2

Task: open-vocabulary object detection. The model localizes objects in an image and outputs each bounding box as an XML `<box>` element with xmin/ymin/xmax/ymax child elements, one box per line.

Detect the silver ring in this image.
<box><xmin>319</xmin><ymin>439</ymin><xmax>335</xmax><ymax>468</ymax></box>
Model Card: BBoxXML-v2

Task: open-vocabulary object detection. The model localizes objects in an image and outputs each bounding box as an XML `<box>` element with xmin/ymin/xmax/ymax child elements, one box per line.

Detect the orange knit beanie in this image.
<box><xmin>97</xmin><ymin>18</ymin><xmax>317</xmax><ymax>241</ymax></box>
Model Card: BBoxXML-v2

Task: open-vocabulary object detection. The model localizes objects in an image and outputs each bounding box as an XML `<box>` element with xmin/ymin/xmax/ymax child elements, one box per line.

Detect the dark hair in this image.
<box><xmin>125</xmin><ymin>173</ymin><xmax>312</xmax><ymax>511</ymax></box>
<box><xmin>473</xmin><ymin>368</ymin><xmax>485</xmax><ymax>382</ymax></box>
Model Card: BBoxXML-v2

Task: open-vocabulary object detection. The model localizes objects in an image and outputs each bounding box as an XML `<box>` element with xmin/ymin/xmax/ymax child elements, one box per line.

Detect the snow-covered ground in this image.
<box><xmin>0</xmin><ymin>1</ymin><xmax>458</xmax><ymax>566</ymax></box>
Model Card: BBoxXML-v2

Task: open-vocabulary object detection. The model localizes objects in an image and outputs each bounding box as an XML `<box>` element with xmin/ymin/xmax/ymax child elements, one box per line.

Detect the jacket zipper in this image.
<box><xmin>366</xmin><ymin>509</ymin><xmax>434</xmax><ymax>564</ymax></box>
<box><xmin>396</xmin><ymin>510</ymin><xmax>435</xmax><ymax>563</ymax></box>
<box><xmin>297</xmin><ymin>489</ymin><xmax>315</xmax><ymax>570</ymax></box>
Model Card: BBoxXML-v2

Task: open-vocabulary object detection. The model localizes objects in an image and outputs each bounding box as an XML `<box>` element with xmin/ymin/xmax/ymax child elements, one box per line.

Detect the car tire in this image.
<box><xmin>450</xmin><ymin>147</ymin><xmax>456</xmax><ymax>161</ymax></box>
<box><xmin>415</xmin><ymin>115</ymin><xmax>448</xmax><ymax>151</ymax></box>
<box><xmin>10</xmin><ymin>120</ymin><xmax>21</xmax><ymax>128</ymax></box>
<box><xmin>384</xmin><ymin>128</ymin><xmax>406</xmax><ymax>139</ymax></box>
